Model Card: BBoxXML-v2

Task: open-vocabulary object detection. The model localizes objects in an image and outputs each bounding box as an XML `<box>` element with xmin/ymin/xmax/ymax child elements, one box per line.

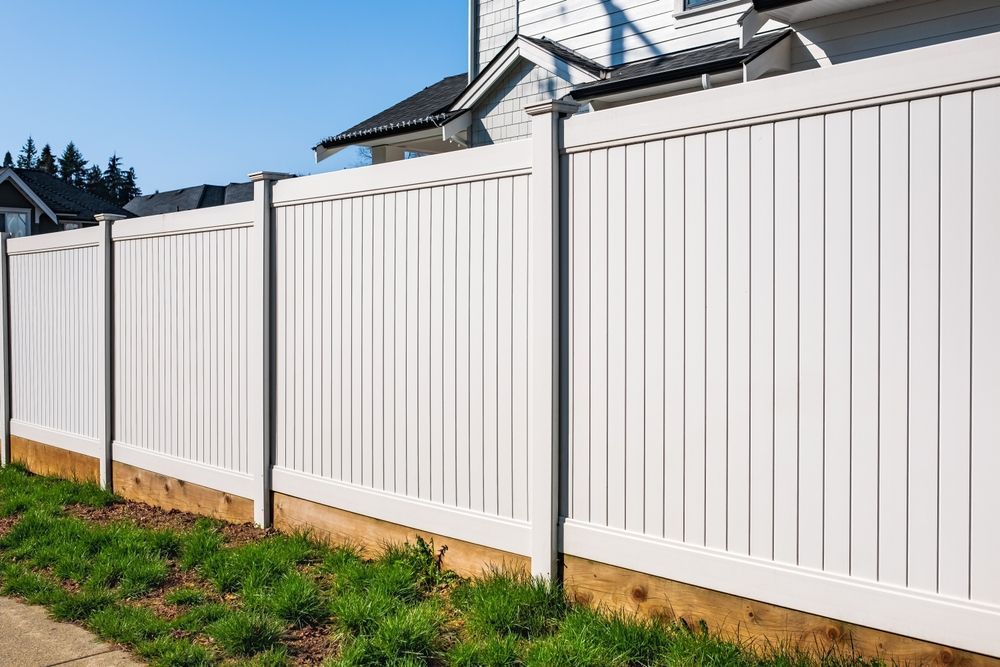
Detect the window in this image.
<box><xmin>0</xmin><ymin>208</ymin><xmax>30</xmax><ymax>237</ymax></box>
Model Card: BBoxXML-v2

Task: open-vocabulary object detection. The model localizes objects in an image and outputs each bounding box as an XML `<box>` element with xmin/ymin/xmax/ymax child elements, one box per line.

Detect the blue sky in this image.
<box><xmin>1</xmin><ymin>1</ymin><xmax>468</xmax><ymax>192</ymax></box>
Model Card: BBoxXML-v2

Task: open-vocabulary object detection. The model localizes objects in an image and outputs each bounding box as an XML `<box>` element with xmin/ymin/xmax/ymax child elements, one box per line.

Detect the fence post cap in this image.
<box><xmin>248</xmin><ymin>171</ymin><xmax>294</xmax><ymax>182</ymax></box>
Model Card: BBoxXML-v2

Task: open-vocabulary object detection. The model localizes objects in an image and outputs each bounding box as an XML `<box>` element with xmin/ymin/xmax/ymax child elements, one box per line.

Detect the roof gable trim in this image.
<box><xmin>450</xmin><ymin>35</ymin><xmax>604</xmax><ymax>112</ymax></box>
<box><xmin>0</xmin><ymin>168</ymin><xmax>60</xmax><ymax>225</ymax></box>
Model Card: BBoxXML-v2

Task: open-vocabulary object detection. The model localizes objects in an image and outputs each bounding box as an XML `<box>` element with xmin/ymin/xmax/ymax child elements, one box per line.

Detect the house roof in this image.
<box><xmin>570</xmin><ymin>30</ymin><xmax>793</xmax><ymax>100</ymax></box>
<box><xmin>314</xmin><ymin>73</ymin><xmax>469</xmax><ymax>151</ymax></box>
<box><xmin>10</xmin><ymin>168</ymin><xmax>131</xmax><ymax>221</ymax></box>
<box><xmin>124</xmin><ymin>182</ymin><xmax>253</xmax><ymax>217</ymax></box>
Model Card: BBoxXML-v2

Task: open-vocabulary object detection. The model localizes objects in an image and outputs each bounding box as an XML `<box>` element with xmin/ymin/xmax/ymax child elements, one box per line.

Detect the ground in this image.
<box><xmin>0</xmin><ymin>464</ymin><xmax>883</xmax><ymax>666</ymax></box>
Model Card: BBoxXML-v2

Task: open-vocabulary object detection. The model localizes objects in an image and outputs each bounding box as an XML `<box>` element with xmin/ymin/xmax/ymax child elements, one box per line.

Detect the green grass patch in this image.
<box><xmin>0</xmin><ymin>465</ymin><xmax>885</xmax><ymax>667</ymax></box>
<box><xmin>451</xmin><ymin>566</ymin><xmax>568</xmax><ymax>639</ymax></box>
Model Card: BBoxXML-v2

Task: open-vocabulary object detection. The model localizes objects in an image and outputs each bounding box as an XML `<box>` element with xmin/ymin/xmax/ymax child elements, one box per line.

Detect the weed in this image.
<box><xmin>207</xmin><ymin>610</ymin><xmax>284</xmax><ymax>656</ymax></box>
<box><xmin>451</xmin><ymin>567</ymin><xmax>567</xmax><ymax>639</ymax></box>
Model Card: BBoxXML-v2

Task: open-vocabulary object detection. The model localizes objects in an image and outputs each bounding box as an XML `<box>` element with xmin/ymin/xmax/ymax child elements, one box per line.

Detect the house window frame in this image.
<box><xmin>675</xmin><ymin>0</ymin><xmax>748</xmax><ymax>19</ymax></box>
<box><xmin>0</xmin><ymin>207</ymin><xmax>31</xmax><ymax>238</ymax></box>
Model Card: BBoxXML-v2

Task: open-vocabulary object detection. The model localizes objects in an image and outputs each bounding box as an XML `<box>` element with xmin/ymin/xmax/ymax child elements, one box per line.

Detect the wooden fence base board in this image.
<box><xmin>9</xmin><ymin>436</ymin><xmax>99</xmax><ymax>484</ymax></box>
<box><xmin>562</xmin><ymin>554</ymin><xmax>998</xmax><ymax>667</ymax></box>
<box><xmin>272</xmin><ymin>492</ymin><xmax>529</xmax><ymax>579</ymax></box>
<box><xmin>111</xmin><ymin>461</ymin><xmax>253</xmax><ymax>524</ymax></box>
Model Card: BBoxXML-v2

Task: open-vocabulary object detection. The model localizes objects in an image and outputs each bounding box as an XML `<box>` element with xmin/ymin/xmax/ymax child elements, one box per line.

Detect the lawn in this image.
<box><xmin>0</xmin><ymin>464</ymin><xmax>883</xmax><ymax>667</ymax></box>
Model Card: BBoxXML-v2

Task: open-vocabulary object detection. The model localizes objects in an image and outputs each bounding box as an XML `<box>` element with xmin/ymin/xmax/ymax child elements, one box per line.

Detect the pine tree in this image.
<box><xmin>84</xmin><ymin>165</ymin><xmax>107</xmax><ymax>199</ymax></box>
<box><xmin>121</xmin><ymin>167</ymin><xmax>142</xmax><ymax>204</ymax></box>
<box><xmin>58</xmin><ymin>142</ymin><xmax>87</xmax><ymax>186</ymax></box>
<box><xmin>2</xmin><ymin>152</ymin><xmax>12</xmax><ymax>168</ymax></box>
<box><xmin>102</xmin><ymin>153</ymin><xmax>125</xmax><ymax>205</ymax></box>
<box><xmin>37</xmin><ymin>144</ymin><xmax>57</xmax><ymax>175</ymax></box>
<box><xmin>15</xmin><ymin>136</ymin><xmax>38</xmax><ymax>169</ymax></box>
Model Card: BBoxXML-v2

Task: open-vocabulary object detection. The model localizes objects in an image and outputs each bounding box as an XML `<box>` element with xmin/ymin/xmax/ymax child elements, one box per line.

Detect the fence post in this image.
<box><xmin>248</xmin><ymin>172</ymin><xmax>286</xmax><ymax>527</ymax></box>
<box><xmin>94</xmin><ymin>214</ymin><xmax>124</xmax><ymax>489</ymax></box>
<box><xmin>0</xmin><ymin>233</ymin><xmax>9</xmax><ymax>467</ymax></box>
<box><xmin>525</xmin><ymin>100</ymin><xmax>578</xmax><ymax>579</ymax></box>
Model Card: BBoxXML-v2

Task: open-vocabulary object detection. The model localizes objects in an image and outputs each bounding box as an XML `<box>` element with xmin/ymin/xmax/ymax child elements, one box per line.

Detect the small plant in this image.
<box><xmin>207</xmin><ymin>610</ymin><xmax>284</xmax><ymax>656</ymax></box>
<box><xmin>164</xmin><ymin>587</ymin><xmax>206</xmax><ymax>606</ymax></box>
<box><xmin>88</xmin><ymin>604</ymin><xmax>170</xmax><ymax>645</ymax></box>
<box><xmin>171</xmin><ymin>602</ymin><xmax>231</xmax><ymax>633</ymax></box>
<box><xmin>451</xmin><ymin>567</ymin><xmax>568</xmax><ymax>639</ymax></box>
<box><xmin>449</xmin><ymin>634</ymin><xmax>522</xmax><ymax>666</ymax></box>
<box><xmin>138</xmin><ymin>636</ymin><xmax>214</xmax><ymax>667</ymax></box>
<box><xmin>336</xmin><ymin>600</ymin><xmax>445</xmax><ymax>666</ymax></box>
<box><xmin>262</xmin><ymin>572</ymin><xmax>328</xmax><ymax>626</ymax></box>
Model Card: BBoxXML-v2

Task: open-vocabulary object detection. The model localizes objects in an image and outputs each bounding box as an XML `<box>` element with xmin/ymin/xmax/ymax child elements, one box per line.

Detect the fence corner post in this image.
<box><xmin>94</xmin><ymin>214</ymin><xmax>124</xmax><ymax>489</ymax></box>
<box><xmin>248</xmin><ymin>171</ymin><xmax>288</xmax><ymax>528</ymax></box>
<box><xmin>525</xmin><ymin>99</ymin><xmax>578</xmax><ymax>579</ymax></box>
<box><xmin>0</xmin><ymin>232</ymin><xmax>9</xmax><ymax>468</ymax></box>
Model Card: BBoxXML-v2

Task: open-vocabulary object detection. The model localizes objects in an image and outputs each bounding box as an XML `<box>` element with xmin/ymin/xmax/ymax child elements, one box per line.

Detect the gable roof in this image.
<box><xmin>125</xmin><ymin>182</ymin><xmax>253</xmax><ymax>217</ymax></box>
<box><xmin>5</xmin><ymin>168</ymin><xmax>131</xmax><ymax>222</ymax></box>
<box><xmin>314</xmin><ymin>73</ymin><xmax>468</xmax><ymax>154</ymax></box>
<box><xmin>570</xmin><ymin>30</ymin><xmax>792</xmax><ymax>100</ymax></box>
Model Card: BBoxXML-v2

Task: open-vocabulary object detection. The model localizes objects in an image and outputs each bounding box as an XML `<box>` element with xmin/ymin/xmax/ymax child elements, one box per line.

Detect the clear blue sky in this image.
<box><xmin>1</xmin><ymin>1</ymin><xmax>468</xmax><ymax>192</ymax></box>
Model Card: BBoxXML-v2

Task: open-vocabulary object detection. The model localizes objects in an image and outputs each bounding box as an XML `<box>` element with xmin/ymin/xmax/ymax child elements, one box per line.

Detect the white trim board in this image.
<box><xmin>562</xmin><ymin>520</ymin><xmax>1000</xmax><ymax>657</ymax></box>
<box><xmin>271</xmin><ymin>467</ymin><xmax>531</xmax><ymax>557</ymax></box>
<box><xmin>9</xmin><ymin>420</ymin><xmax>99</xmax><ymax>458</ymax></box>
<box><xmin>6</xmin><ymin>225</ymin><xmax>100</xmax><ymax>255</ymax></box>
<box><xmin>111</xmin><ymin>441</ymin><xmax>256</xmax><ymax>500</ymax></box>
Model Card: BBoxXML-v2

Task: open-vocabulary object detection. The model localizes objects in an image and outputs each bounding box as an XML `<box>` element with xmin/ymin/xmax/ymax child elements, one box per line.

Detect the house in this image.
<box><xmin>315</xmin><ymin>0</ymin><xmax>1000</xmax><ymax>163</ymax></box>
<box><xmin>125</xmin><ymin>181</ymin><xmax>253</xmax><ymax>217</ymax></box>
<box><xmin>0</xmin><ymin>167</ymin><xmax>132</xmax><ymax>236</ymax></box>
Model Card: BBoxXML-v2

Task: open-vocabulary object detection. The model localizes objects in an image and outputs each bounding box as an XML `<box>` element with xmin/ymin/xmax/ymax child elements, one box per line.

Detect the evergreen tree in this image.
<box><xmin>37</xmin><ymin>144</ymin><xmax>57</xmax><ymax>175</ymax></box>
<box><xmin>57</xmin><ymin>142</ymin><xmax>87</xmax><ymax>186</ymax></box>
<box><xmin>15</xmin><ymin>136</ymin><xmax>37</xmax><ymax>169</ymax></box>
<box><xmin>84</xmin><ymin>165</ymin><xmax>107</xmax><ymax>199</ymax></box>
<box><xmin>103</xmin><ymin>153</ymin><xmax>125</xmax><ymax>205</ymax></box>
<box><xmin>2</xmin><ymin>152</ymin><xmax>11</xmax><ymax>168</ymax></box>
<box><xmin>121</xmin><ymin>167</ymin><xmax>142</xmax><ymax>204</ymax></box>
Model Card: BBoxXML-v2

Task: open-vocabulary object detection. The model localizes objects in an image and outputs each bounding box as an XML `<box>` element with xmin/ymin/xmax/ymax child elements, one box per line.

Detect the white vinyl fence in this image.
<box><xmin>0</xmin><ymin>32</ymin><xmax>997</xmax><ymax>658</ymax></box>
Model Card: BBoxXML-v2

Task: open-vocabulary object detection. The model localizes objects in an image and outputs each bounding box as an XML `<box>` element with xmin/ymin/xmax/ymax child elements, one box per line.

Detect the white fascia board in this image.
<box><xmin>450</xmin><ymin>36</ymin><xmax>602</xmax><ymax>112</ymax></box>
<box><xmin>0</xmin><ymin>168</ymin><xmax>60</xmax><ymax>224</ymax></box>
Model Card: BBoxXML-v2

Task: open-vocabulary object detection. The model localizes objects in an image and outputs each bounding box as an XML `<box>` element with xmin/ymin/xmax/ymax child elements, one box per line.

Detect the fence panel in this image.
<box><xmin>270</xmin><ymin>142</ymin><xmax>533</xmax><ymax>556</ymax></box>
<box><xmin>111</xmin><ymin>203</ymin><xmax>255</xmax><ymax>498</ymax></box>
<box><xmin>561</xmin><ymin>32</ymin><xmax>1000</xmax><ymax>656</ymax></box>
<box><xmin>8</xmin><ymin>229</ymin><xmax>101</xmax><ymax>456</ymax></box>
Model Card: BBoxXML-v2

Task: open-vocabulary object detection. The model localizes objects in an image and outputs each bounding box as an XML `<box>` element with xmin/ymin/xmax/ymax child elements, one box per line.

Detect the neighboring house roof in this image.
<box><xmin>314</xmin><ymin>73</ymin><xmax>469</xmax><ymax>152</ymax></box>
<box><xmin>6</xmin><ymin>168</ymin><xmax>131</xmax><ymax>222</ymax></box>
<box><xmin>125</xmin><ymin>182</ymin><xmax>253</xmax><ymax>217</ymax></box>
<box><xmin>570</xmin><ymin>30</ymin><xmax>793</xmax><ymax>100</ymax></box>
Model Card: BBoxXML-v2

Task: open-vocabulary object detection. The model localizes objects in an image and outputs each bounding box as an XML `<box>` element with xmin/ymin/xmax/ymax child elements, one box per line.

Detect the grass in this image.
<box><xmin>0</xmin><ymin>464</ymin><xmax>886</xmax><ymax>666</ymax></box>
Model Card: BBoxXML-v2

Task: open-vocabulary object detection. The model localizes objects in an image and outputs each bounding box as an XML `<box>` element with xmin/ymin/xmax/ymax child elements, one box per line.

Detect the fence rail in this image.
<box><xmin>1</xmin><ymin>33</ymin><xmax>998</xmax><ymax>659</ymax></box>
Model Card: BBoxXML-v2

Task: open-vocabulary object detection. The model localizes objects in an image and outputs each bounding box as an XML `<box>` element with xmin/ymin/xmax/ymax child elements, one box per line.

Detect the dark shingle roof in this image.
<box><xmin>11</xmin><ymin>168</ymin><xmax>131</xmax><ymax>221</ymax></box>
<box><xmin>124</xmin><ymin>182</ymin><xmax>252</xmax><ymax>217</ymax></box>
<box><xmin>315</xmin><ymin>73</ymin><xmax>468</xmax><ymax>150</ymax></box>
<box><xmin>520</xmin><ymin>35</ymin><xmax>609</xmax><ymax>78</ymax></box>
<box><xmin>570</xmin><ymin>30</ymin><xmax>792</xmax><ymax>100</ymax></box>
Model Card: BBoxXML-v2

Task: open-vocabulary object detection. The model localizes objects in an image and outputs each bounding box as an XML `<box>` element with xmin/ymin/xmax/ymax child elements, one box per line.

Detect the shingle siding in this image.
<box><xmin>476</xmin><ymin>0</ymin><xmax>518</xmax><ymax>76</ymax></box>
<box><xmin>471</xmin><ymin>60</ymin><xmax>574</xmax><ymax>146</ymax></box>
